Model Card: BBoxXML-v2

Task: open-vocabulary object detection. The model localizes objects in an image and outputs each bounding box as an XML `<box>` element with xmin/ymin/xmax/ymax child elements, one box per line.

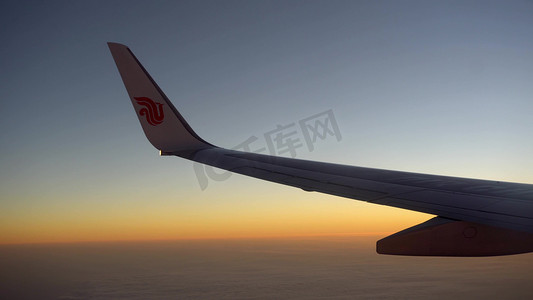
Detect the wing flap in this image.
<box><xmin>377</xmin><ymin>216</ymin><xmax>533</xmax><ymax>256</ymax></box>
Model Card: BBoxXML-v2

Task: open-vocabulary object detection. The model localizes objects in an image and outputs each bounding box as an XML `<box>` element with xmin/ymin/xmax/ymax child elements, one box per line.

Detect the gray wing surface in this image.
<box><xmin>181</xmin><ymin>148</ymin><xmax>533</xmax><ymax>234</ymax></box>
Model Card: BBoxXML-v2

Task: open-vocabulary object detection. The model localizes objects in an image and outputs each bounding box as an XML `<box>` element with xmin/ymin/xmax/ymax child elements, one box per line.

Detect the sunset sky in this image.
<box><xmin>1</xmin><ymin>0</ymin><xmax>533</xmax><ymax>244</ymax></box>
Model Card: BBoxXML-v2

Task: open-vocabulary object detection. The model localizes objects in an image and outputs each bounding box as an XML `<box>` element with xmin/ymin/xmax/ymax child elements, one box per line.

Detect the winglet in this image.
<box><xmin>108</xmin><ymin>42</ymin><xmax>214</xmax><ymax>153</ymax></box>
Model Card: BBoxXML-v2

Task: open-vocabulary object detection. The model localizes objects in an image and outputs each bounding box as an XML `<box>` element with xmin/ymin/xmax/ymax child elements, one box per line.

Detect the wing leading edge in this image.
<box><xmin>108</xmin><ymin>42</ymin><xmax>533</xmax><ymax>256</ymax></box>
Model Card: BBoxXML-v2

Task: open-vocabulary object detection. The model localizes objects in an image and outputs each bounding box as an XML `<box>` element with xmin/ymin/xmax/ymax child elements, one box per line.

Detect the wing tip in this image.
<box><xmin>107</xmin><ymin>42</ymin><xmax>128</xmax><ymax>50</ymax></box>
<box><xmin>109</xmin><ymin>42</ymin><xmax>216</xmax><ymax>153</ymax></box>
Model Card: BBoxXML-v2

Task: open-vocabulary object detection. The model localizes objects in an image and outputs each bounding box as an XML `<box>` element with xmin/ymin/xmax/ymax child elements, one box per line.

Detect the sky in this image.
<box><xmin>1</xmin><ymin>0</ymin><xmax>533</xmax><ymax>244</ymax></box>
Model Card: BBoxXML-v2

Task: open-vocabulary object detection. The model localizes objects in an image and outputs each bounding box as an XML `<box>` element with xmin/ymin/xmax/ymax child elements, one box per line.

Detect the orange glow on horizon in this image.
<box><xmin>0</xmin><ymin>180</ymin><xmax>431</xmax><ymax>245</ymax></box>
<box><xmin>0</xmin><ymin>196</ymin><xmax>429</xmax><ymax>245</ymax></box>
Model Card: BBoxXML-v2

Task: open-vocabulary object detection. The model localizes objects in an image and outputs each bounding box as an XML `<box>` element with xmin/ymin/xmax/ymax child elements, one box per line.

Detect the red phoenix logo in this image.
<box><xmin>134</xmin><ymin>97</ymin><xmax>165</xmax><ymax>126</ymax></box>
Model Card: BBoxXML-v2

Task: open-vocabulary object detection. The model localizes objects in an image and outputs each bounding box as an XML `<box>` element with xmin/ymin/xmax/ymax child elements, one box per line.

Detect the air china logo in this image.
<box><xmin>134</xmin><ymin>97</ymin><xmax>165</xmax><ymax>126</ymax></box>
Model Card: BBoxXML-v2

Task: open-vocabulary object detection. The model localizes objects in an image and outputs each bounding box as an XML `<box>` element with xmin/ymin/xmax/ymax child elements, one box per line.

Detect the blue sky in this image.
<box><xmin>1</xmin><ymin>0</ymin><xmax>533</xmax><ymax>243</ymax></box>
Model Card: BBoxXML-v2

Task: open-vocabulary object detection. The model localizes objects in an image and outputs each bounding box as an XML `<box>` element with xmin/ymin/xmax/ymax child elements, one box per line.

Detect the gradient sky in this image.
<box><xmin>1</xmin><ymin>0</ymin><xmax>533</xmax><ymax>244</ymax></box>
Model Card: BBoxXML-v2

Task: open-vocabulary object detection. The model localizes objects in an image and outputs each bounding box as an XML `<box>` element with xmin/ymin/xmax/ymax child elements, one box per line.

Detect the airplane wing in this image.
<box><xmin>108</xmin><ymin>42</ymin><xmax>533</xmax><ymax>256</ymax></box>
